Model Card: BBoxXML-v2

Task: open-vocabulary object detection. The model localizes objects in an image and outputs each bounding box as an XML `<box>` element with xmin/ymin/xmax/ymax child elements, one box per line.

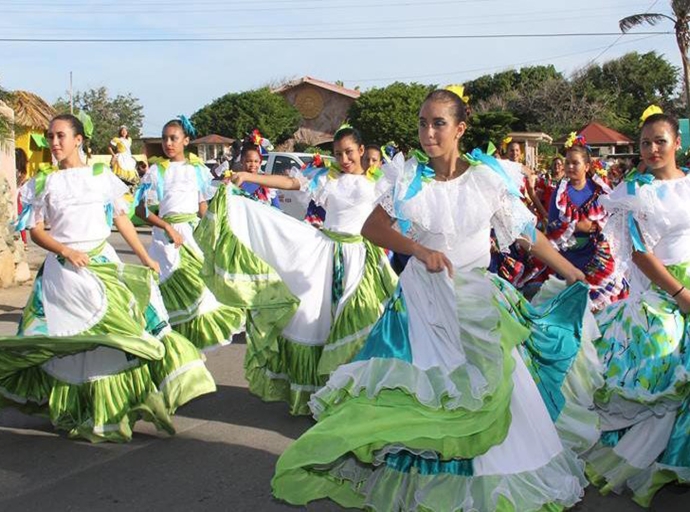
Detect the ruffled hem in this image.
<box><xmin>0</xmin><ymin>255</ymin><xmax>215</xmax><ymax>442</ymax></box>
<box><xmin>158</xmin><ymin>243</ymin><xmax>246</xmax><ymax>350</ymax></box>
<box><xmin>587</xmin><ymin>449</ymin><xmax>690</xmax><ymax>507</ymax></box>
<box><xmin>170</xmin><ymin>307</ymin><xmax>243</xmax><ymax>352</ymax></box>
<box><xmin>318</xmin><ymin>449</ymin><xmax>585</xmax><ymax>512</ymax></box>
<box><xmin>274</xmin><ymin>379</ymin><xmax>586</xmax><ymax>510</ymax></box>
<box><xmin>148</xmin><ymin>330</ymin><xmax>217</xmax><ymax>412</ymax></box>
<box><xmin>47</xmin><ymin>361</ymin><xmax>175</xmax><ymax>443</ymax></box>
<box><xmin>0</xmin><ymin>330</ymin><xmax>215</xmax><ymax>442</ymax></box>
<box><xmin>244</xmin><ymin>334</ymin><xmax>324</xmax><ymax>416</ymax></box>
<box><xmin>310</xmin><ymin>270</ymin><xmax>531</xmax><ymax>420</ymax></box>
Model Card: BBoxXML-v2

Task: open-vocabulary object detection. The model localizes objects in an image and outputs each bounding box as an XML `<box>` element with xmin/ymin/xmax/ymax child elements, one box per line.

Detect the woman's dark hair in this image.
<box><xmin>241</xmin><ymin>143</ymin><xmax>261</xmax><ymax>160</ymax></box>
<box><xmin>423</xmin><ymin>89</ymin><xmax>470</xmax><ymax>124</ymax></box>
<box><xmin>15</xmin><ymin>148</ymin><xmax>28</xmax><ymax>175</ymax></box>
<box><xmin>50</xmin><ymin>114</ymin><xmax>87</xmax><ymax>139</ymax></box>
<box><xmin>334</xmin><ymin>125</ymin><xmax>363</xmax><ymax>146</ymax></box>
<box><xmin>49</xmin><ymin>114</ymin><xmax>90</xmax><ymax>158</ymax></box>
<box><xmin>364</xmin><ymin>144</ymin><xmax>382</xmax><ymax>155</ymax></box>
<box><xmin>506</xmin><ymin>141</ymin><xmax>520</xmax><ymax>151</ymax></box>
<box><xmin>163</xmin><ymin>119</ymin><xmax>194</xmax><ymax>138</ymax></box>
<box><xmin>641</xmin><ymin>112</ymin><xmax>679</xmax><ymax>137</ymax></box>
<box><xmin>565</xmin><ymin>144</ymin><xmax>591</xmax><ymax>164</ymax></box>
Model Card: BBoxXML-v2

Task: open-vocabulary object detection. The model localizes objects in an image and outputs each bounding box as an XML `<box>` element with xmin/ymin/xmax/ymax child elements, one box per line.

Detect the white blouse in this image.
<box><xmin>19</xmin><ymin>166</ymin><xmax>129</xmax><ymax>248</ymax></box>
<box><xmin>601</xmin><ymin>172</ymin><xmax>690</xmax><ymax>292</ymax></box>
<box><xmin>142</xmin><ymin>161</ymin><xmax>214</xmax><ymax>218</ymax></box>
<box><xmin>379</xmin><ymin>154</ymin><xmax>536</xmax><ymax>272</ymax></box>
<box><xmin>292</xmin><ymin>170</ymin><xmax>381</xmax><ymax>235</ymax></box>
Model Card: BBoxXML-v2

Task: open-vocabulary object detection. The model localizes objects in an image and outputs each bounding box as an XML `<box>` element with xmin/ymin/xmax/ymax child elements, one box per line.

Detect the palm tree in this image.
<box><xmin>0</xmin><ymin>83</ymin><xmax>12</xmax><ymax>148</ymax></box>
<box><xmin>620</xmin><ymin>1</ymin><xmax>690</xmax><ymax>118</ymax></box>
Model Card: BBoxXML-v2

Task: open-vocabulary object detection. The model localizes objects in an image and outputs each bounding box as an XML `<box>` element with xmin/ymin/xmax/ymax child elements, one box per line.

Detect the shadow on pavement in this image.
<box><xmin>176</xmin><ymin>384</ymin><xmax>315</xmax><ymax>440</ymax></box>
<box><xmin>0</xmin><ymin>435</ymin><xmax>342</xmax><ymax>512</ymax></box>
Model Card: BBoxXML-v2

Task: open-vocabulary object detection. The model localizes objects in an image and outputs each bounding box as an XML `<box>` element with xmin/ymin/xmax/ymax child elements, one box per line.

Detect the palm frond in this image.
<box><xmin>672</xmin><ymin>0</ymin><xmax>690</xmax><ymax>18</ymax></box>
<box><xmin>619</xmin><ymin>13</ymin><xmax>673</xmax><ymax>32</ymax></box>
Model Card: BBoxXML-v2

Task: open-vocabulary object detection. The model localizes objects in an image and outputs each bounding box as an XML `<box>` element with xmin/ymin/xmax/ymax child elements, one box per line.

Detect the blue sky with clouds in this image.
<box><xmin>0</xmin><ymin>0</ymin><xmax>679</xmax><ymax>135</ymax></box>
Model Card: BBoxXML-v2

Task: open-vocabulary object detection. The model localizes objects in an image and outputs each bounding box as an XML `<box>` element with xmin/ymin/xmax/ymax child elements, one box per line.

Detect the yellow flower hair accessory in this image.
<box><xmin>444</xmin><ymin>84</ymin><xmax>469</xmax><ymax>104</ymax></box>
<box><xmin>564</xmin><ymin>132</ymin><xmax>591</xmax><ymax>152</ymax></box>
<box><xmin>640</xmin><ymin>105</ymin><xmax>663</xmax><ymax>125</ymax></box>
<box><xmin>501</xmin><ymin>136</ymin><xmax>513</xmax><ymax>152</ymax></box>
<box><xmin>334</xmin><ymin>122</ymin><xmax>354</xmax><ymax>136</ymax></box>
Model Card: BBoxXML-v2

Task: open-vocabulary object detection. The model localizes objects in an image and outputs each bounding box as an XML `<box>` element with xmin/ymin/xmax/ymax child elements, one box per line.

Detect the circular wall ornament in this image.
<box><xmin>295</xmin><ymin>87</ymin><xmax>324</xmax><ymax>119</ymax></box>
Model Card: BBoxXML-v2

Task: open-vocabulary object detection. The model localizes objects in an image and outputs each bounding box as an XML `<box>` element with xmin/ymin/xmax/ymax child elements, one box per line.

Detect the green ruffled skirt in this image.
<box><xmin>0</xmin><ymin>245</ymin><xmax>216</xmax><ymax>443</ymax></box>
<box><xmin>195</xmin><ymin>185</ymin><xmax>397</xmax><ymax>414</ymax></box>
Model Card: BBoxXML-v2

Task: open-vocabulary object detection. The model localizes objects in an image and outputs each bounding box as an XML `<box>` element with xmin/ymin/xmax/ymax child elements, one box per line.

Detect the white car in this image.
<box><xmin>263</xmin><ymin>152</ymin><xmax>335</xmax><ymax>220</ymax></box>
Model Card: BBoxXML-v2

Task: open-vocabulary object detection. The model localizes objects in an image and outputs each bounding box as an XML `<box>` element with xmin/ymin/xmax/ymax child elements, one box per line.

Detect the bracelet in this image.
<box><xmin>672</xmin><ymin>285</ymin><xmax>685</xmax><ymax>298</ymax></box>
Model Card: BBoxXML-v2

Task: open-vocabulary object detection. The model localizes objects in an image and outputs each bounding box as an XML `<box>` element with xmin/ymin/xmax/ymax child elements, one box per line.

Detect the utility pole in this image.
<box><xmin>69</xmin><ymin>71</ymin><xmax>73</xmax><ymax>114</ymax></box>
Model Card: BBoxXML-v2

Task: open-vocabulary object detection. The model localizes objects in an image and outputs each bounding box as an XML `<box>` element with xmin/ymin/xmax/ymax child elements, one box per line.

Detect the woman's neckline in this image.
<box><xmin>430</xmin><ymin>158</ymin><xmax>470</xmax><ymax>183</ymax></box>
<box><xmin>647</xmin><ymin>168</ymin><xmax>689</xmax><ymax>182</ymax></box>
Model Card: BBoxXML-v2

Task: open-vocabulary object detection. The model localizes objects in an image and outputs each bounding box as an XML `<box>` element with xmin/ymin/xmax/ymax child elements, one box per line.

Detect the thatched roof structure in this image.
<box><xmin>6</xmin><ymin>91</ymin><xmax>55</xmax><ymax>130</ymax></box>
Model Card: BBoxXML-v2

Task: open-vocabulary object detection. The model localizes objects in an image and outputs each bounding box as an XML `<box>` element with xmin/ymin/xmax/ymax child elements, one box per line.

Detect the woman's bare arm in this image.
<box><xmin>361</xmin><ymin>205</ymin><xmax>454</xmax><ymax>277</ymax></box>
<box><xmin>633</xmin><ymin>250</ymin><xmax>690</xmax><ymax>313</ymax></box>
<box><xmin>231</xmin><ymin>172</ymin><xmax>300</xmax><ymax>190</ymax></box>
<box><xmin>30</xmin><ymin>222</ymin><xmax>89</xmax><ymax>267</ymax></box>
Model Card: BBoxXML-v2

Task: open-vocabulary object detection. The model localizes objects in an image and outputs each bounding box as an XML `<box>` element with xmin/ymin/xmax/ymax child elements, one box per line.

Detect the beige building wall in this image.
<box><xmin>279</xmin><ymin>84</ymin><xmax>355</xmax><ymax>146</ymax></box>
<box><xmin>0</xmin><ymin>101</ymin><xmax>29</xmax><ymax>287</ymax></box>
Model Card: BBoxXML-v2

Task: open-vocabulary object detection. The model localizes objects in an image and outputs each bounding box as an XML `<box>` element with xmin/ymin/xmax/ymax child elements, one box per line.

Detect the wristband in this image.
<box><xmin>672</xmin><ymin>285</ymin><xmax>685</xmax><ymax>298</ymax></box>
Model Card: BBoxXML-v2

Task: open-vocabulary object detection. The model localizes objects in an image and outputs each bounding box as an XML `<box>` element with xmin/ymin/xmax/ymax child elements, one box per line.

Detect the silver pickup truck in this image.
<box><xmin>263</xmin><ymin>152</ymin><xmax>335</xmax><ymax>219</ymax></box>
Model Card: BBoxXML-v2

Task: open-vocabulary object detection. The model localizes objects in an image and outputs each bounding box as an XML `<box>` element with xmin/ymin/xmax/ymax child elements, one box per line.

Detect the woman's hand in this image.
<box><xmin>165</xmin><ymin>225</ymin><xmax>184</xmax><ymax>248</ymax></box>
<box><xmin>143</xmin><ymin>256</ymin><xmax>161</xmax><ymax>274</ymax></box>
<box><xmin>62</xmin><ymin>247</ymin><xmax>90</xmax><ymax>268</ymax></box>
<box><xmin>561</xmin><ymin>266</ymin><xmax>587</xmax><ymax>286</ymax></box>
<box><xmin>675</xmin><ymin>288</ymin><xmax>690</xmax><ymax>315</ymax></box>
<box><xmin>412</xmin><ymin>245</ymin><xmax>454</xmax><ymax>277</ymax></box>
<box><xmin>575</xmin><ymin>219</ymin><xmax>594</xmax><ymax>234</ymax></box>
<box><xmin>230</xmin><ymin>171</ymin><xmax>249</xmax><ymax>187</ymax></box>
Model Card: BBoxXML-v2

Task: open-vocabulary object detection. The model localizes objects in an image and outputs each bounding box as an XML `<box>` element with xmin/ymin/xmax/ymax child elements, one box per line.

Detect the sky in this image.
<box><xmin>0</xmin><ymin>0</ymin><xmax>680</xmax><ymax>135</ymax></box>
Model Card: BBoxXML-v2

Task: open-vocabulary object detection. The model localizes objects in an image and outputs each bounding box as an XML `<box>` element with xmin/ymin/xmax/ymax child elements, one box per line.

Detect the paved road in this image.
<box><xmin>0</xmin><ymin>231</ymin><xmax>687</xmax><ymax>511</ymax></box>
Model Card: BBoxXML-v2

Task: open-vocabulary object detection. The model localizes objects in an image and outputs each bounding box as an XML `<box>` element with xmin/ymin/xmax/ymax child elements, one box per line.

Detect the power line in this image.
<box><xmin>586</xmin><ymin>0</ymin><xmax>661</xmax><ymax>66</ymax></box>
<box><xmin>343</xmin><ymin>34</ymin><xmax>664</xmax><ymax>83</ymax></box>
<box><xmin>0</xmin><ymin>31</ymin><xmax>671</xmax><ymax>44</ymax></box>
<box><xmin>0</xmin><ymin>6</ymin><xmax>654</xmax><ymax>35</ymax></box>
<box><xmin>0</xmin><ymin>0</ymin><xmax>496</xmax><ymax>14</ymax></box>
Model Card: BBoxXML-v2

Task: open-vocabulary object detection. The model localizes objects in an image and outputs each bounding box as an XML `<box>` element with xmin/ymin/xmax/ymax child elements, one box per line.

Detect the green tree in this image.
<box><xmin>348</xmin><ymin>82</ymin><xmax>434</xmax><ymax>151</ymax></box>
<box><xmin>54</xmin><ymin>87</ymin><xmax>144</xmax><ymax>154</ymax></box>
<box><xmin>572</xmin><ymin>51</ymin><xmax>679</xmax><ymax>135</ymax></box>
<box><xmin>191</xmin><ymin>87</ymin><xmax>300</xmax><ymax>144</ymax></box>
<box><xmin>511</xmin><ymin>76</ymin><xmax>618</xmax><ymax>138</ymax></box>
<box><xmin>466</xmin><ymin>65</ymin><xmax>563</xmax><ymax>104</ymax></box>
<box><xmin>463</xmin><ymin>110</ymin><xmax>518</xmax><ymax>152</ymax></box>
<box><xmin>620</xmin><ymin>1</ymin><xmax>690</xmax><ymax>118</ymax></box>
